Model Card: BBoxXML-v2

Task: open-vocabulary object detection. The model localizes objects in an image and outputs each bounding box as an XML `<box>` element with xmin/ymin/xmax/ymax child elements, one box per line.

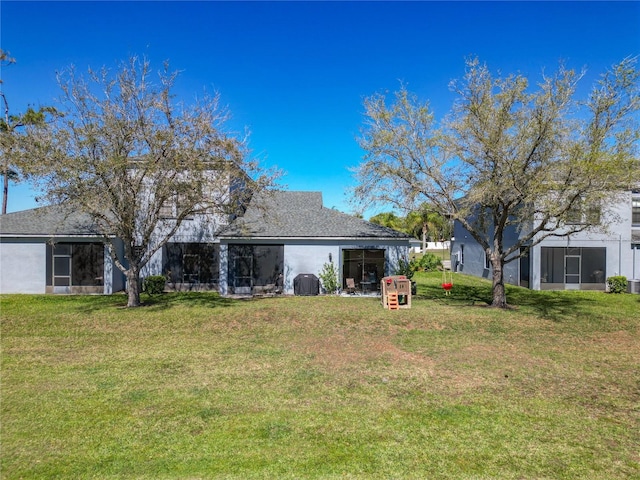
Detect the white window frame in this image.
<box><xmin>484</xmin><ymin>252</ymin><xmax>491</xmax><ymax>270</ymax></box>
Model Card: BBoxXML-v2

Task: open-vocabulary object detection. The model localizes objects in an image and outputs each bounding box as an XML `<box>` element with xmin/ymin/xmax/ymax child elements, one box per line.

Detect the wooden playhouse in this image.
<box><xmin>380</xmin><ymin>275</ymin><xmax>412</xmax><ymax>309</ymax></box>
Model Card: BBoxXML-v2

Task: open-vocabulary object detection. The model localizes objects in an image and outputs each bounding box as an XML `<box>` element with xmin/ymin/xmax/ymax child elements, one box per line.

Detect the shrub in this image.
<box><xmin>607</xmin><ymin>276</ymin><xmax>627</xmax><ymax>294</ymax></box>
<box><xmin>318</xmin><ymin>262</ymin><xmax>339</xmax><ymax>294</ymax></box>
<box><xmin>143</xmin><ymin>275</ymin><xmax>166</xmax><ymax>295</ymax></box>
<box><xmin>412</xmin><ymin>252</ymin><xmax>442</xmax><ymax>272</ymax></box>
<box><xmin>395</xmin><ymin>258</ymin><xmax>415</xmax><ymax>279</ymax></box>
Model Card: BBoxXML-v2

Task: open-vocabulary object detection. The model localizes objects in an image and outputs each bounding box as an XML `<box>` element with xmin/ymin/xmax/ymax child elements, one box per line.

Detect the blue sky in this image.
<box><xmin>2</xmin><ymin>1</ymin><xmax>639</xmax><ymax>216</ymax></box>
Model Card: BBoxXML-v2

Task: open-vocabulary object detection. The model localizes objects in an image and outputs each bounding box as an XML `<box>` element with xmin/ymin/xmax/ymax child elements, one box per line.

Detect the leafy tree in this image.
<box><xmin>368</xmin><ymin>211</ymin><xmax>404</xmax><ymax>231</ymax></box>
<box><xmin>25</xmin><ymin>56</ymin><xmax>277</xmax><ymax>307</ymax></box>
<box><xmin>354</xmin><ymin>57</ymin><xmax>639</xmax><ymax>308</ymax></box>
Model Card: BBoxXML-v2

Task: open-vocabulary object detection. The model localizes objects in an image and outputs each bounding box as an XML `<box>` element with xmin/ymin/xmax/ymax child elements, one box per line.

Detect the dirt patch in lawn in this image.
<box><xmin>297</xmin><ymin>331</ymin><xmax>436</xmax><ymax>374</ymax></box>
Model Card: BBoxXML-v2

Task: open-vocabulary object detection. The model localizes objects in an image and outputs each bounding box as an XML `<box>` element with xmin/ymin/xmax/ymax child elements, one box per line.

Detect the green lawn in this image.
<box><xmin>2</xmin><ymin>273</ymin><xmax>639</xmax><ymax>479</ymax></box>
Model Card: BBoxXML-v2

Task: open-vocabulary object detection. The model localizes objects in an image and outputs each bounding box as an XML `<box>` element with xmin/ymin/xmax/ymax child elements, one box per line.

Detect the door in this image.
<box><xmin>565</xmin><ymin>254</ymin><xmax>581</xmax><ymax>288</ymax></box>
<box><xmin>232</xmin><ymin>248</ymin><xmax>253</xmax><ymax>294</ymax></box>
<box><xmin>53</xmin><ymin>244</ymin><xmax>72</xmax><ymax>293</ymax></box>
<box><xmin>519</xmin><ymin>247</ymin><xmax>530</xmax><ymax>288</ymax></box>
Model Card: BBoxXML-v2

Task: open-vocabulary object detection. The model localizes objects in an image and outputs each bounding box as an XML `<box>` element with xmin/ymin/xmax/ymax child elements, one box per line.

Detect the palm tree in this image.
<box><xmin>405</xmin><ymin>206</ymin><xmax>451</xmax><ymax>252</ymax></box>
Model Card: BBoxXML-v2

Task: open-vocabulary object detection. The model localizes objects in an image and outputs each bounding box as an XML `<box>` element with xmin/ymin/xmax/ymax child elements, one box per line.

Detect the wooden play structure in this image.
<box><xmin>380</xmin><ymin>275</ymin><xmax>412</xmax><ymax>310</ymax></box>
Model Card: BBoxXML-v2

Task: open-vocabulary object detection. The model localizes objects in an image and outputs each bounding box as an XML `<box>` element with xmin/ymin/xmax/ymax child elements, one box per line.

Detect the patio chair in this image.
<box><xmin>345</xmin><ymin>278</ymin><xmax>357</xmax><ymax>295</ymax></box>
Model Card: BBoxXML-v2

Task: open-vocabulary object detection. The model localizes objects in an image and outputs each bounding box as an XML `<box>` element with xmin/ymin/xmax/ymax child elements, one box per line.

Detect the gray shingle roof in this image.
<box><xmin>221</xmin><ymin>191</ymin><xmax>410</xmax><ymax>239</ymax></box>
<box><xmin>1</xmin><ymin>191</ymin><xmax>410</xmax><ymax>241</ymax></box>
<box><xmin>0</xmin><ymin>205</ymin><xmax>102</xmax><ymax>236</ymax></box>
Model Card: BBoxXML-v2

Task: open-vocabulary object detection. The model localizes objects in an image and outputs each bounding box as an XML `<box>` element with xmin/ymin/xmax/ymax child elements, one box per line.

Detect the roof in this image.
<box><xmin>0</xmin><ymin>191</ymin><xmax>411</xmax><ymax>241</ymax></box>
<box><xmin>0</xmin><ymin>205</ymin><xmax>102</xmax><ymax>237</ymax></box>
<box><xmin>220</xmin><ymin>191</ymin><xmax>411</xmax><ymax>240</ymax></box>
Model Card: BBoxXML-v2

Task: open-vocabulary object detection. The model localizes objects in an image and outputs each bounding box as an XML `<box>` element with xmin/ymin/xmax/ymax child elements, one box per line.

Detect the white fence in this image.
<box><xmin>411</xmin><ymin>241</ymin><xmax>450</xmax><ymax>253</ymax></box>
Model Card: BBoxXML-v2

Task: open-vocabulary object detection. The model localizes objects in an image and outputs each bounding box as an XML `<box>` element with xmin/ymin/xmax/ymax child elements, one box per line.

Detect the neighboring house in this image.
<box><xmin>0</xmin><ymin>205</ymin><xmax>124</xmax><ymax>294</ymax></box>
<box><xmin>0</xmin><ymin>191</ymin><xmax>411</xmax><ymax>295</ymax></box>
<box><xmin>451</xmin><ymin>190</ymin><xmax>640</xmax><ymax>291</ymax></box>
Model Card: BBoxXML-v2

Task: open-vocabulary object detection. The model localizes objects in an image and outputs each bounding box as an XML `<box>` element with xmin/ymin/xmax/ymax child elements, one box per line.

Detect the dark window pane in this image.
<box><xmin>163</xmin><ymin>243</ymin><xmax>220</xmax><ymax>285</ymax></box>
<box><xmin>342</xmin><ymin>249</ymin><xmax>385</xmax><ymax>290</ymax></box>
<box><xmin>581</xmin><ymin>248</ymin><xmax>606</xmax><ymax>283</ymax></box>
<box><xmin>565</xmin><ymin>256</ymin><xmax>580</xmax><ymax>275</ymax></box>
<box><xmin>632</xmin><ymin>199</ymin><xmax>640</xmax><ymax>225</ymax></box>
<box><xmin>54</xmin><ymin>244</ymin><xmax>71</xmax><ymax>256</ymax></box>
<box><xmin>72</xmin><ymin>243</ymin><xmax>104</xmax><ymax>286</ymax></box>
<box><xmin>541</xmin><ymin>247</ymin><xmax>565</xmax><ymax>283</ymax></box>
<box><xmin>54</xmin><ymin>257</ymin><xmax>70</xmax><ymax>276</ymax></box>
<box><xmin>228</xmin><ymin>244</ymin><xmax>283</xmax><ymax>292</ymax></box>
<box><xmin>253</xmin><ymin>245</ymin><xmax>283</xmax><ymax>286</ymax></box>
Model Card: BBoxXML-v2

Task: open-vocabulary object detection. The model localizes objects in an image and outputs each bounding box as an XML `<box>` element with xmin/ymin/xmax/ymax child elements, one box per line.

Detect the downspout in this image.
<box><xmin>619</xmin><ymin>234</ymin><xmax>622</xmax><ymax>276</ymax></box>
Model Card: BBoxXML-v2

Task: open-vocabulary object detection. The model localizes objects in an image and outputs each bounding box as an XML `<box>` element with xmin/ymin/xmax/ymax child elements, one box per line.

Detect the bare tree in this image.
<box><xmin>353</xmin><ymin>57</ymin><xmax>639</xmax><ymax>308</ymax></box>
<box><xmin>25</xmin><ymin>56</ymin><xmax>277</xmax><ymax>307</ymax></box>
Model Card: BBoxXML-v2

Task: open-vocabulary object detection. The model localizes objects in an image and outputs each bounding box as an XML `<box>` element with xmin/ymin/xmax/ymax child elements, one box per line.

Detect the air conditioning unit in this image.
<box><xmin>628</xmin><ymin>279</ymin><xmax>640</xmax><ymax>294</ymax></box>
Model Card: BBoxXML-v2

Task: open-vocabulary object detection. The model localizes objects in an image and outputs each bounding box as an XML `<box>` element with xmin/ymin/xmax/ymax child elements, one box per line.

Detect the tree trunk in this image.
<box><xmin>2</xmin><ymin>171</ymin><xmax>8</xmax><ymax>215</ymax></box>
<box><xmin>126</xmin><ymin>268</ymin><xmax>141</xmax><ymax>307</ymax></box>
<box><xmin>491</xmin><ymin>258</ymin><xmax>508</xmax><ymax>308</ymax></box>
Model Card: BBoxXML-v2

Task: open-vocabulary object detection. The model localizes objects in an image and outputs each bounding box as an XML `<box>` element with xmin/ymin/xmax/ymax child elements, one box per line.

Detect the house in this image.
<box><xmin>0</xmin><ymin>205</ymin><xmax>125</xmax><ymax>294</ymax></box>
<box><xmin>0</xmin><ymin>191</ymin><xmax>411</xmax><ymax>295</ymax></box>
<box><xmin>450</xmin><ymin>190</ymin><xmax>640</xmax><ymax>291</ymax></box>
<box><xmin>217</xmin><ymin>191</ymin><xmax>410</xmax><ymax>295</ymax></box>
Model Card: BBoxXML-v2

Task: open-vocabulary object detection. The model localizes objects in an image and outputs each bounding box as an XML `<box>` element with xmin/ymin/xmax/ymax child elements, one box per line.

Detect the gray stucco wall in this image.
<box><xmin>105</xmin><ymin>239</ymin><xmax>126</xmax><ymax>294</ymax></box>
<box><xmin>0</xmin><ymin>241</ymin><xmax>46</xmax><ymax>294</ymax></box>
<box><xmin>285</xmin><ymin>241</ymin><xmax>409</xmax><ymax>294</ymax></box>
<box><xmin>451</xmin><ymin>221</ymin><xmax>520</xmax><ymax>286</ymax></box>
<box><xmin>218</xmin><ymin>239</ymin><xmax>409</xmax><ymax>295</ymax></box>
<box><xmin>284</xmin><ymin>244</ymin><xmax>339</xmax><ymax>293</ymax></box>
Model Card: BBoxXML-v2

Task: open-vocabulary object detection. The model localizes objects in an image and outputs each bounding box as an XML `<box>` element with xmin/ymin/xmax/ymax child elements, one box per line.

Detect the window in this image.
<box><xmin>163</xmin><ymin>243</ymin><xmax>219</xmax><ymax>285</ymax></box>
<box><xmin>228</xmin><ymin>244</ymin><xmax>284</xmax><ymax>294</ymax></box>
<box><xmin>72</xmin><ymin>244</ymin><xmax>105</xmax><ymax>286</ymax></box>
<box><xmin>632</xmin><ymin>197</ymin><xmax>640</xmax><ymax>226</ymax></box>
<box><xmin>177</xmin><ymin>193</ymin><xmax>195</xmax><ymax>220</ymax></box>
<box><xmin>540</xmin><ymin>247</ymin><xmax>606</xmax><ymax>286</ymax></box>
<box><xmin>566</xmin><ymin>198</ymin><xmax>601</xmax><ymax>225</ymax></box>
<box><xmin>46</xmin><ymin>243</ymin><xmax>104</xmax><ymax>287</ymax></box>
<box><xmin>159</xmin><ymin>200</ymin><xmax>173</xmax><ymax>218</ymax></box>
<box><xmin>484</xmin><ymin>251</ymin><xmax>491</xmax><ymax>270</ymax></box>
<box><xmin>342</xmin><ymin>249</ymin><xmax>385</xmax><ymax>291</ymax></box>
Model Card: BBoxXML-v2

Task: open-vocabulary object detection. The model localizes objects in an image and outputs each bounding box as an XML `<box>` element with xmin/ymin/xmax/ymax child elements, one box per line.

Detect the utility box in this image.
<box><xmin>380</xmin><ymin>275</ymin><xmax>412</xmax><ymax>309</ymax></box>
<box><xmin>628</xmin><ymin>279</ymin><xmax>640</xmax><ymax>294</ymax></box>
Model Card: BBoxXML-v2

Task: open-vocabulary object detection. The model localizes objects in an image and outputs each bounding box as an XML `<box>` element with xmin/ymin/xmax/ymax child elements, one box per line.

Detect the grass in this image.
<box><xmin>1</xmin><ymin>272</ymin><xmax>639</xmax><ymax>479</ymax></box>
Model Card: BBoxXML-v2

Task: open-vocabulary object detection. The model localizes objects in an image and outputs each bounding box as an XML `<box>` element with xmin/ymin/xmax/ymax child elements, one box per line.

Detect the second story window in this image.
<box><xmin>632</xmin><ymin>197</ymin><xmax>640</xmax><ymax>226</ymax></box>
<box><xmin>566</xmin><ymin>198</ymin><xmax>601</xmax><ymax>226</ymax></box>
